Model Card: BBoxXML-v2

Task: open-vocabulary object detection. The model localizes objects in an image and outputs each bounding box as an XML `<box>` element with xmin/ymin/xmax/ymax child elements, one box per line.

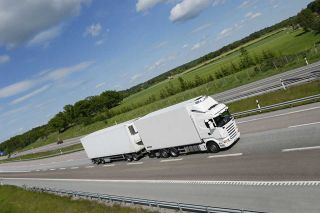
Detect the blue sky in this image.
<box><xmin>0</xmin><ymin>0</ymin><xmax>312</xmax><ymax>142</ymax></box>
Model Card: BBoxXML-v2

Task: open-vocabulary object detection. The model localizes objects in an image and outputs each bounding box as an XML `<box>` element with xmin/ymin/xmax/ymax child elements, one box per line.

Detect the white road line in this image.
<box><xmin>288</xmin><ymin>122</ymin><xmax>320</xmax><ymax>128</ymax></box>
<box><xmin>35</xmin><ymin>170</ymin><xmax>41</xmax><ymax>172</ymax></box>
<box><xmin>282</xmin><ymin>145</ymin><xmax>320</xmax><ymax>152</ymax></box>
<box><xmin>208</xmin><ymin>153</ymin><xmax>243</xmax><ymax>158</ymax></box>
<box><xmin>160</xmin><ymin>158</ymin><xmax>183</xmax><ymax>162</ymax></box>
<box><xmin>127</xmin><ymin>162</ymin><xmax>143</xmax><ymax>165</ymax></box>
<box><xmin>59</xmin><ymin>168</ymin><xmax>66</xmax><ymax>170</ymax></box>
<box><xmin>238</xmin><ymin>106</ymin><xmax>320</xmax><ymax>124</ymax></box>
<box><xmin>85</xmin><ymin>166</ymin><xmax>95</xmax><ymax>168</ymax></box>
<box><xmin>0</xmin><ymin>170</ymin><xmax>30</xmax><ymax>173</ymax></box>
<box><xmin>49</xmin><ymin>168</ymin><xmax>56</xmax><ymax>171</ymax></box>
<box><xmin>2</xmin><ymin>177</ymin><xmax>320</xmax><ymax>186</ymax></box>
<box><xmin>103</xmin><ymin>164</ymin><xmax>115</xmax><ymax>167</ymax></box>
<box><xmin>70</xmin><ymin>167</ymin><xmax>79</xmax><ymax>169</ymax></box>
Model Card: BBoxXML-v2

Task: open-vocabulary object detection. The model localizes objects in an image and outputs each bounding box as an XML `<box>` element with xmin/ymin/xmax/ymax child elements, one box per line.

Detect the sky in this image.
<box><xmin>0</xmin><ymin>0</ymin><xmax>312</xmax><ymax>143</ymax></box>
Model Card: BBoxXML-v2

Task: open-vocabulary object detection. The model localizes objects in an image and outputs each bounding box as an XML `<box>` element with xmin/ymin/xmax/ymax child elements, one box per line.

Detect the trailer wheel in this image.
<box><xmin>100</xmin><ymin>159</ymin><xmax>106</xmax><ymax>164</ymax></box>
<box><xmin>148</xmin><ymin>152</ymin><xmax>156</xmax><ymax>158</ymax></box>
<box><xmin>206</xmin><ymin>141</ymin><xmax>220</xmax><ymax>153</ymax></box>
<box><xmin>125</xmin><ymin>155</ymin><xmax>133</xmax><ymax>162</ymax></box>
<box><xmin>132</xmin><ymin>153</ymin><xmax>139</xmax><ymax>161</ymax></box>
<box><xmin>169</xmin><ymin>148</ymin><xmax>179</xmax><ymax>157</ymax></box>
<box><xmin>160</xmin><ymin>149</ymin><xmax>170</xmax><ymax>158</ymax></box>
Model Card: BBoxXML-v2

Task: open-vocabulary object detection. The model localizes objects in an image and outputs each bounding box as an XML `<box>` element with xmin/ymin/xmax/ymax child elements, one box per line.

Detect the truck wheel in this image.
<box><xmin>169</xmin><ymin>148</ymin><xmax>179</xmax><ymax>157</ymax></box>
<box><xmin>148</xmin><ymin>152</ymin><xmax>155</xmax><ymax>158</ymax></box>
<box><xmin>160</xmin><ymin>149</ymin><xmax>170</xmax><ymax>158</ymax></box>
<box><xmin>125</xmin><ymin>155</ymin><xmax>133</xmax><ymax>162</ymax></box>
<box><xmin>100</xmin><ymin>159</ymin><xmax>106</xmax><ymax>164</ymax></box>
<box><xmin>132</xmin><ymin>153</ymin><xmax>139</xmax><ymax>161</ymax></box>
<box><xmin>206</xmin><ymin>141</ymin><xmax>220</xmax><ymax>153</ymax></box>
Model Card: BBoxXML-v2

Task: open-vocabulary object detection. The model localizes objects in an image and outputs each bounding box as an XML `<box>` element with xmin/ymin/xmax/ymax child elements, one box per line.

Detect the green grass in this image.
<box><xmin>18</xmin><ymin>28</ymin><xmax>320</xmax><ymax>151</ymax></box>
<box><xmin>229</xmin><ymin>80</ymin><xmax>320</xmax><ymax>113</ymax></box>
<box><xmin>122</xmin><ymin>28</ymin><xmax>320</xmax><ymax>106</ymax></box>
<box><xmin>0</xmin><ymin>185</ymin><xmax>157</xmax><ymax>213</ymax></box>
<box><xmin>1</xmin><ymin>143</ymin><xmax>83</xmax><ymax>163</ymax></box>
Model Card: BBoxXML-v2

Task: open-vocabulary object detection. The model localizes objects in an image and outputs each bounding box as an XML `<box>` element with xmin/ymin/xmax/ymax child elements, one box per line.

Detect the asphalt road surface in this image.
<box><xmin>1</xmin><ymin>103</ymin><xmax>320</xmax><ymax>213</ymax></box>
<box><xmin>8</xmin><ymin>61</ymin><xmax>320</xmax><ymax>158</ymax></box>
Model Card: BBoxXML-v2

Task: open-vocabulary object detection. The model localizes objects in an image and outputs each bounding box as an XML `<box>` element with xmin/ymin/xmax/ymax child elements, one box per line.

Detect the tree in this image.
<box><xmin>194</xmin><ymin>75</ymin><xmax>204</xmax><ymax>86</ymax></box>
<box><xmin>296</xmin><ymin>8</ymin><xmax>317</xmax><ymax>31</ymax></box>
<box><xmin>178</xmin><ymin>77</ymin><xmax>187</xmax><ymax>91</ymax></box>
<box><xmin>48</xmin><ymin>112</ymin><xmax>68</xmax><ymax>132</ymax></box>
<box><xmin>239</xmin><ymin>47</ymin><xmax>253</xmax><ymax>69</ymax></box>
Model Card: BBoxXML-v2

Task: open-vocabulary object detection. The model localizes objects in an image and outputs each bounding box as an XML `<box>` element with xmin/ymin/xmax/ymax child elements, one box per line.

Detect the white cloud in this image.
<box><xmin>0</xmin><ymin>0</ymin><xmax>89</xmax><ymax>48</ymax></box>
<box><xmin>182</xmin><ymin>44</ymin><xmax>189</xmax><ymax>48</ymax></box>
<box><xmin>45</xmin><ymin>61</ymin><xmax>94</xmax><ymax>81</ymax></box>
<box><xmin>136</xmin><ymin>0</ymin><xmax>166</xmax><ymax>12</ymax></box>
<box><xmin>170</xmin><ymin>0</ymin><xmax>212</xmax><ymax>22</ymax></box>
<box><xmin>95</xmin><ymin>39</ymin><xmax>106</xmax><ymax>46</ymax></box>
<box><xmin>239</xmin><ymin>0</ymin><xmax>256</xmax><ymax>8</ymax></box>
<box><xmin>95</xmin><ymin>82</ymin><xmax>106</xmax><ymax>88</ymax></box>
<box><xmin>130</xmin><ymin>74</ymin><xmax>142</xmax><ymax>82</ymax></box>
<box><xmin>0</xmin><ymin>61</ymin><xmax>94</xmax><ymax>99</ymax></box>
<box><xmin>192</xmin><ymin>23</ymin><xmax>212</xmax><ymax>33</ymax></box>
<box><xmin>11</xmin><ymin>84</ymin><xmax>51</xmax><ymax>105</ymax></box>
<box><xmin>245</xmin><ymin>12</ymin><xmax>262</xmax><ymax>20</ymax></box>
<box><xmin>84</xmin><ymin>23</ymin><xmax>102</xmax><ymax>37</ymax></box>
<box><xmin>220</xmin><ymin>27</ymin><xmax>233</xmax><ymax>36</ymax></box>
<box><xmin>154</xmin><ymin>41</ymin><xmax>168</xmax><ymax>49</ymax></box>
<box><xmin>146</xmin><ymin>55</ymin><xmax>176</xmax><ymax>71</ymax></box>
<box><xmin>191</xmin><ymin>40</ymin><xmax>207</xmax><ymax>51</ymax></box>
<box><xmin>28</xmin><ymin>25</ymin><xmax>62</xmax><ymax>47</ymax></box>
<box><xmin>0</xmin><ymin>80</ymin><xmax>35</xmax><ymax>98</ymax></box>
<box><xmin>0</xmin><ymin>55</ymin><xmax>10</xmax><ymax>64</ymax></box>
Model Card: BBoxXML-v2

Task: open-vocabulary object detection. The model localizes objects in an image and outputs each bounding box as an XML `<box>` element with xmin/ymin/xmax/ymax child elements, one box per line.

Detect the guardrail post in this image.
<box><xmin>60</xmin><ymin>149</ymin><xmax>62</xmax><ymax>155</ymax></box>
<box><xmin>280</xmin><ymin>78</ymin><xmax>286</xmax><ymax>90</ymax></box>
<box><xmin>256</xmin><ymin>99</ymin><xmax>261</xmax><ymax>112</ymax></box>
<box><xmin>304</xmin><ymin>57</ymin><xmax>309</xmax><ymax>65</ymax></box>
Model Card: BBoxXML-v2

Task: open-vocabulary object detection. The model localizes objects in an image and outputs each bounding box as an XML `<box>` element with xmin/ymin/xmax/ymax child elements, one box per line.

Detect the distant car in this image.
<box><xmin>57</xmin><ymin>139</ymin><xmax>64</xmax><ymax>144</ymax></box>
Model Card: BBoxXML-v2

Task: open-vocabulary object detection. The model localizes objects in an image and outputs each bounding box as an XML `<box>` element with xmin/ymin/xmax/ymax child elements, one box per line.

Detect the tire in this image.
<box><xmin>160</xmin><ymin>149</ymin><xmax>170</xmax><ymax>158</ymax></box>
<box><xmin>148</xmin><ymin>152</ymin><xmax>156</xmax><ymax>158</ymax></box>
<box><xmin>206</xmin><ymin>141</ymin><xmax>220</xmax><ymax>153</ymax></box>
<box><xmin>125</xmin><ymin>155</ymin><xmax>133</xmax><ymax>162</ymax></box>
<box><xmin>169</xmin><ymin>148</ymin><xmax>179</xmax><ymax>157</ymax></box>
<box><xmin>132</xmin><ymin>153</ymin><xmax>139</xmax><ymax>161</ymax></box>
<box><xmin>100</xmin><ymin>159</ymin><xmax>106</xmax><ymax>164</ymax></box>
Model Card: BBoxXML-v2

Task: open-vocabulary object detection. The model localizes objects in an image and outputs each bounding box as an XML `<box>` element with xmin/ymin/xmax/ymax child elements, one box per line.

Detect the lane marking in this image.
<box><xmin>49</xmin><ymin>168</ymin><xmax>56</xmax><ymax>171</ymax></box>
<box><xmin>85</xmin><ymin>166</ymin><xmax>95</xmax><ymax>169</ymax></box>
<box><xmin>288</xmin><ymin>122</ymin><xmax>320</xmax><ymax>128</ymax></box>
<box><xmin>2</xmin><ymin>178</ymin><xmax>320</xmax><ymax>187</ymax></box>
<box><xmin>35</xmin><ymin>170</ymin><xmax>41</xmax><ymax>172</ymax></box>
<box><xmin>160</xmin><ymin>158</ymin><xmax>183</xmax><ymax>162</ymax></box>
<box><xmin>127</xmin><ymin>162</ymin><xmax>143</xmax><ymax>165</ymax></box>
<box><xmin>103</xmin><ymin>164</ymin><xmax>115</xmax><ymax>167</ymax></box>
<box><xmin>282</xmin><ymin>145</ymin><xmax>320</xmax><ymax>152</ymax></box>
<box><xmin>70</xmin><ymin>167</ymin><xmax>79</xmax><ymax>169</ymax></box>
<box><xmin>59</xmin><ymin>168</ymin><xmax>66</xmax><ymax>170</ymax></box>
<box><xmin>238</xmin><ymin>106</ymin><xmax>320</xmax><ymax>124</ymax></box>
<box><xmin>208</xmin><ymin>153</ymin><xmax>243</xmax><ymax>158</ymax></box>
<box><xmin>0</xmin><ymin>170</ymin><xmax>30</xmax><ymax>173</ymax></box>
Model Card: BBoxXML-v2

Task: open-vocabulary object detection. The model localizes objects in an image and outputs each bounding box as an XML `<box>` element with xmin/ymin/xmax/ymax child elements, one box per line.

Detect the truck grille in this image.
<box><xmin>226</xmin><ymin>122</ymin><xmax>237</xmax><ymax>139</ymax></box>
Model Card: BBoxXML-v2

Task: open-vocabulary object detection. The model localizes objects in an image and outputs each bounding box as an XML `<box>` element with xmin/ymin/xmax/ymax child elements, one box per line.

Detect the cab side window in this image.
<box><xmin>128</xmin><ymin>125</ymin><xmax>138</xmax><ymax>135</ymax></box>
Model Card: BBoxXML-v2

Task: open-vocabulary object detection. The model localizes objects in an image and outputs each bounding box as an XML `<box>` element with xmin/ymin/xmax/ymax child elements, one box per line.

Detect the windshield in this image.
<box><xmin>214</xmin><ymin>110</ymin><xmax>232</xmax><ymax>127</ymax></box>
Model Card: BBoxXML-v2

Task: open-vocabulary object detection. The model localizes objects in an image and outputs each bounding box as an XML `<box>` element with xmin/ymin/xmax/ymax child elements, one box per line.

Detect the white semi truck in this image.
<box><xmin>81</xmin><ymin>120</ymin><xmax>145</xmax><ymax>164</ymax></box>
<box><xmin>135</xmin><ymin>96</ymin><xmax>240</xmax><ymax>158</ymax></box>
<box><xmin>82</xmin><ymin>96</ymin><xmax>240</xmax><ymax>163</ymax></box>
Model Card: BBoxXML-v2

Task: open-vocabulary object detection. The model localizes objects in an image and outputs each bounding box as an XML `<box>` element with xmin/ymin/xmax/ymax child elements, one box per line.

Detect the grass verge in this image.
<box><xmin>0</xmin><ymin>143</ymin><xmax>83</xmax><ymax>164</ymax></box>
<box><xmin>0</xmin><ymin>185</ymin><xmax>156</xmax><ymax>213</ymax></box>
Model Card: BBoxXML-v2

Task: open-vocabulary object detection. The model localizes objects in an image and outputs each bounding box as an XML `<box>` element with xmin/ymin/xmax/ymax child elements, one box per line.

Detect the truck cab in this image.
<box><xmin>188</xmin><ymin>96</ymin><xmax>240</xmax><ymax>151</ymax></box>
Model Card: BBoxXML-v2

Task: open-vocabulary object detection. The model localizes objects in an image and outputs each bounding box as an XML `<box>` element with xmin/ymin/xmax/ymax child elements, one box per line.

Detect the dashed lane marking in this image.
<box><xmin>160</xmin><ymin>158</ymin><xmax>183</xmax><ymax>162</ymax></box>
<box><xmin>2</xmin><ymin>178</ymin><xmax>320</xmax><ymax>187</ymax></box>
<box><xmin>208</xmin><ymin>153</ymin><xmax>243</xmax><ymax>158</ymax></box>
<box><xmin>103</xmin><ymin>164</ymin><xmax>115</xmax><ymax>167</ymax></box>
<box><xmin>282</xmin><ymin>145</ymin><xmax>320</xmax><ymax>152</ymax></box>
<box><xmin>288</xmin><ymin>122</ymin><xmax>320</xmax><ymax>128</ymax></box>
<box><xmin>70</xmin><ymin>167</ymin><xmax>79</xmax><ymax>169</ymax></box>
<box><xmin>59</xmin><ymin>168</ymin><xmax>66</xmax><ymax>170</ymax></box>
<box><xmin>127</xmin><ymin>162</ymin><xmax>143</xmax><ymax>165</ymax></box>
<box><xmin>85</xmin><ymin>166</ymin><xmax>95</xmax><ymax>169</ymax></box>
<box><xmin>49</xmin><ymin>168</ymin><xmax>56</xmax><ymax>171</ymax></box>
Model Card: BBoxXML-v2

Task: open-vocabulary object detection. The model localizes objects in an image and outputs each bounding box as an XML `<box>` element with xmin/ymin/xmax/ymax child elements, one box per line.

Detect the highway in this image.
<box><xmin>7</xmin><ymin>61</ymin><xmax>320</xmax><ymax>158</ymax></box>
<box><xmin>1</xmin><ymin>103</ymin><xmax>320</xmax><ymax>212</ymax></box>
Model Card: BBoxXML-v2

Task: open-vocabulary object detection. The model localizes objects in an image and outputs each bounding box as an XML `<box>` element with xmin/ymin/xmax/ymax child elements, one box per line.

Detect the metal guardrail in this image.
<box><xmin>232</xmin><ymin>94</ymin><xmax>320</xmax><ymax>117</ymax></box>
<box><xmin>29</xmin><ymin>186</ymin><xmax>264</xmax><ymax>213</ymax></box>
<box><xmin>221</xmin><ymin>71</ymin><xmax>319</xmax><ymax>104</ymax></box>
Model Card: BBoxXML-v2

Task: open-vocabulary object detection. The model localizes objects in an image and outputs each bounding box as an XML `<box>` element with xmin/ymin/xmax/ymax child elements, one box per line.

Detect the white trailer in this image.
<box><xmin>81</xmin><ymin>120</ymin><xmax>145</xmax><ymax>164</ymax></box>
<box><xmin>134</xmin><ymin>96</ymin><xmax>240</xmax><ymax>158</ymax></box>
